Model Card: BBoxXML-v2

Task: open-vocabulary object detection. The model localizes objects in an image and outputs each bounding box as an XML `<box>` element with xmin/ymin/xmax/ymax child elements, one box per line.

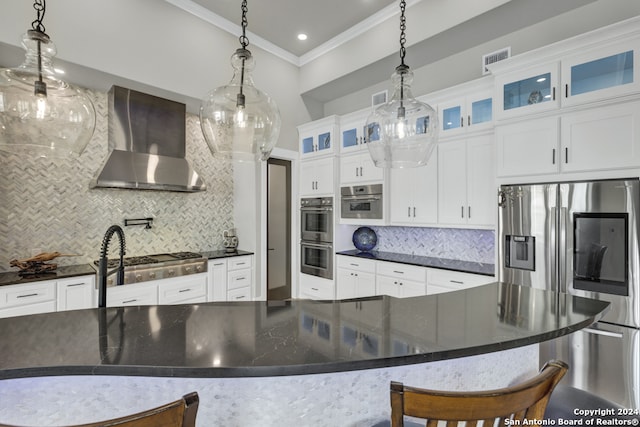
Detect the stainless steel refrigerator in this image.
<box><xmin>498</xmin><ymin>178</ymin><xmax>640</xmax><ymax>408</ymax></box>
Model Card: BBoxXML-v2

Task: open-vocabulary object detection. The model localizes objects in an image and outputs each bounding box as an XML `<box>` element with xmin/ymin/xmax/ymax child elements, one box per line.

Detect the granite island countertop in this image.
<box><xmin>337</xmin><ymin>250</ymin><xmax>495</xmax><ymax>276</ymax></box>
<box><xmin>0</xmin><ymin>282</ymin><xmax>608</xmax><ymax>379</ymax></box>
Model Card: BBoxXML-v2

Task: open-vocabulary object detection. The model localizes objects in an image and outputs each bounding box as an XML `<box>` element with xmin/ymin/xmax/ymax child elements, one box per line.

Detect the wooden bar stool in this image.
<box><xmin>0</xmin><ymin>392</ymin><xmax>199</xmax><ymax>427</ymax></box>
<box><xmin>388</xmin><ymin>360</ymin><xmax>568</xmax><ymax>427</ymax></box>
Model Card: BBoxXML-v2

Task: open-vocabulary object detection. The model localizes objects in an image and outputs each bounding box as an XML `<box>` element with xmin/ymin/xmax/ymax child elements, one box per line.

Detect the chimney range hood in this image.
<box><xmin>91</xmin><ymin>86</ymin><xmax>206</xmax><ymax>192</ymax></box>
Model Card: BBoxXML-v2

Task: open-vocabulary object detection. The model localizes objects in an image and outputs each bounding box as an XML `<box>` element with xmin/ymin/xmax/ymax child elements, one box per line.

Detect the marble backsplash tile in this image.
<box><xmin>0</xmin><ymin>89</ymin><xmax>234</xmax><ymax>273</ymax></box>
<box><xmin>370</xmin><ymin>226</ymin><xmax>495</xmax><ymax>264</ymax></box>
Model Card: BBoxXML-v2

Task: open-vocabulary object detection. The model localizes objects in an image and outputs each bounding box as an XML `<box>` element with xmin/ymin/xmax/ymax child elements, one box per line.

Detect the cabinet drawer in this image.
<box><xmin>336</xmin><ymin>256</ymin><xmax>376</xmax><ymax>273</ymax></box>
<box><xmin>227</xmin><ymin>268</ymin><xmax>252</xmax><ymax>290</ymax></box>
<box><xmin>0</xmin><ymin>281</ymin><xmax>56</xmax><ymax>309</ymax></box>
<box><xmin>227</xmin><ymin>286</ymin><xmax>251</xmax><ymax>302</ymax></box>
<box><xmin>228</xmin><ymin>256</ymin><xmax>252</xmax><ymax>271</ymax></box>
<box><xmin>376</xmin><ymin>261</ymin><xmax>426</xmax><ymax>283</ymax></box>
<box><xmin>107</xmin><ymin>282</ymin><xmax>158</xmax><ymax>307</ymax></box>
<box><xmin>0</xmin><ymin>300</ymin><xmax>56</xmax><ymax>318</ymax></box>
<box><xmin>428</xmin><ymin>269</ymin><xmax>495</xmax><ymax>290</ymax></box>
<box><xmin>300</xmin><ymin>280</ymin><xmax>334</xmax><ymax>300</ymax></box>
<box><xmin>158</xmin><ymin>275</ymin><xmax>207</xmax><ymax>304</ymax></box>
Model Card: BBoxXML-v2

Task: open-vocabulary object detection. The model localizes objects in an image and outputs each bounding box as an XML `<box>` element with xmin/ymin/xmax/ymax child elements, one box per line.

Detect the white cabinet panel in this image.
<box><xmin>158</xmin><ymin>274</ymin><xmax>207</xmax><ymax>305</ymax></box>
<box><xmin>207</xmin><ymin>259</ymin><xmax>227</xmax><ymax>302</ymax></box>
<box><xmin>299</xmin><ymin>273</ymin><xmax>335</xmax><ymax>300</ymax></box>
<box><xmin>0</xmin><ymin>280</ymin><xmax>56</xmax><ymax>318</ymax></box>
<box><xmin>340</xmin><ymin>152</ymin><xmax>383</xmax><ymax>185</ymax></box>
<box><xmin>57</xmin><ymin>276</ymin><xmax>95</xmax><ymax>311</ymax></box>
<box><xmin>300</xmin><ymin>157</ymin><xmax>335</xmax><ymax>196</ymax></box>
<box><xmin>336</xmin><ymin>255</ymin><xmax>376</xmax><ymax>300</ymax></box>
<box><xmin>227</xmin><ymin>286</ymin><xmax>252</xmax><ymax>302</ymax></box>
<box><xmin>427</xmin><ymin>269</ymin><xmax>495</xmax><ymax>295</ymax></box>
<box><xmin>107</xmin><ymin>282</ymin><xmax>158</xmax><ymax>307</ymax></box>
<box><xmin>389</xmin><ymin>149</ymin><xmax>438</xmax><ymax>226</ymax></box>
<box><xmin>376</xmin><ymin>261</ymin><xmax>427</xmax><ymax>298</ymax></box>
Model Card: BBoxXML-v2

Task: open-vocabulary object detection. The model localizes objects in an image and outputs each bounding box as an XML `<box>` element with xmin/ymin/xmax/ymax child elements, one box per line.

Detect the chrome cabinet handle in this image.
<box><xmin>565</xmin><ymin>147</ymin><xmax>568</xmax><ymax>164</ymax></box>
<box><xmin>178</xmin><ymin>288</ymin><xmax>192</xmax><ymax>293</ymax></box>
<box><xmin>66</xmin><ymin>283</ymin><xmax>84</xmax><ymax>287</ymax></box>
<box><xmin>552</xmin><ymin>148</ymin><xmax>556</xmax><ymax>165</ymax></box>
<box><xmin>450</xmin><ymin>280</ymin><xmax>464</xmax><ymax>284</ymax></box>
<box><xmin>413</xmin><ymin>207</ymin><xmax>416</xmax><ymax>217</ymax></box>
<box><xmin>122</xmin><ymin>299</ymin><xmax>137</xmax><ymax>304</ymax></box>
<box><xmin>461</xmin><ymin>206</ymin><xmax>464</xmax><ymax>218</ymax></box>
<box><xmin>408</xmin><ymin>206</ymin><xmax>411</xmax><ymax>217</ymax></box>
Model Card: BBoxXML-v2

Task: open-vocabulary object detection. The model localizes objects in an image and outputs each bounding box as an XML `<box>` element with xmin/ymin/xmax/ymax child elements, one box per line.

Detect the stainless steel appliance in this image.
<box><xmin>341</xmin><ymin>184</ymin><xmax>383</xmax><ymax>220</ymax></box>
<box><xmin>301</xmin><ymin>197</ymin><xmax>333</xmax><ymax>242</ymax></box>
<box><xmin>300</xmin><ymin>240</ymin><xmax>334</xmax><ymax>279</ymax></box>
<box><xmin>498</xmin><ymin>178</ymin><xmax>640</xmax><ymax>408</ymax></box>
<box><xmin>300</xmin><ymin>196</ymin><xmax>334</xmax><ymax>279</ymax></box>
<box><xmin>94</xmin><ymin>251</ymin><xmax>207</xmax><ymax>287</ymax></box>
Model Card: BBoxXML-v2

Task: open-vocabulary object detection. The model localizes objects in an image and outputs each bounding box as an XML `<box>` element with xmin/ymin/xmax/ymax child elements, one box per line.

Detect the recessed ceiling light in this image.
<box><xmin>297</xmin><ymin>33</ymin><xmax>308</xmax><ymax>41</ymax></box>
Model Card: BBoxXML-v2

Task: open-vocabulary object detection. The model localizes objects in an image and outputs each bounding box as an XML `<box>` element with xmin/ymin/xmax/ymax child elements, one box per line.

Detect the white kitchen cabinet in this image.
<box><xmin>227</xmin><ymin>255</ymin><xmax>253</xmax><ymax>301</ymax></box>
<box><xmin>340</xmin><ymin>152</ymin><xmax>384</xmax><ymax>185</ymax></box>
<box><xmin>495</xmin><ymin>116</ymin><xmax>560</xmax><ymax>178</ymax></box>
<box><xmin>298</xmin><ymin>115</ymin><xmax>339</xmax><ymax>159</ymax></box>
<box><xmin>494</xmin><ymin>61</ymin><xmax>560</xmax><ymax>120</ymax></box>
<box><xmin>299</xmin><ymin>272</ymin><xmax>335</xmax><ymax>300</ymax></box>
<box><xmin>560</xmin><ymin>39</ymin><xmax>639</xmax><ymax>108</ymax></box>
<box><xmin>427</xmin><ymin>269</ymin><xmax>495</xmax><ymax>295</ymax></box>
<box><xmin>376</xmin><ymin>261</ymin><xmax>427</xmax><ymax>298</ymax></box>
<box><xmin>207</xmin><ymin>259</ymin><xmax>227</xmax><ymax>302</ymax></box>
<box><xmin>299</xmin><ymin>157</ymin><xmax>335</xmax><ymax>196</ymax></box>
<box><xmin>438</xmin><ymin>89</ymin><xmax>493</xmax><ymax>138</ymax></box>
<box><xmin>57</xmin><ymin>275</ymin><xmax>95</xmax><ymax>311</ymax></box>
<box><xmin>336</xmin><ymin>256</ymin><xmax>376</xmax><ymax>299</ymax></box>
<box><xmin>560</xmin><ymin>101</ymin><xmax>640</xmax><ymax>173</ymax></box>
<box><xmin>389</xmin><ymin>147</ymin><xmax>438</xmax><ymax>226</ymax></box>
<box><xmin>438</xmin><ymin>134</ymin><xmax>495</xmax><ymax>227</ymax></box>
<box><xmin>207</xmin><ymin>255</ymin><xmax>255</xmax><ymax>302</ymax></box>
<box><xmin>106</xmin><ymin>281</ymin><xmax>158</xmax><ymax>307</ymax></box>
<box><xmin>496</xmin><ymin>101</ymin><xmax>640</xmax><ymax>178</ymax></box>
<box><xmin>158</xmin><ymin>273</ymin><xmax>207</xmax><ymax>305</ymax></box>
<box><xmin>0</xmin><ymin>280</ymin><xmax>56</xmax><ymax>318</ymax></box>
<box><xmin>340</xmin><ymin>110</ymin><xmax>368</xmax><ymax>154</ymax></box>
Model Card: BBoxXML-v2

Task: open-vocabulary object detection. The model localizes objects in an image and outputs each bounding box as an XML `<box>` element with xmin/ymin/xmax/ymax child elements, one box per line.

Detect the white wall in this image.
<box><xmin>0</xmin><ymin>0</ymin><xmax>308</xmax><ymax>152</ymax></box>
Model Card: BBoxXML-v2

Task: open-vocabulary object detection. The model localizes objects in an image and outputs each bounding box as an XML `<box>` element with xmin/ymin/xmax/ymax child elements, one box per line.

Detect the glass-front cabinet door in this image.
<box><xmin>495</xmin><ymin>62</ymin><xmax>560</xmax><ymax>120</ymax></box>
<box><xmin>298</xmin><ymin>116</ymin><xmax>338</xmax><ymax>158</ymax></box>
<box><xmin>561</xmin><ymin>39</ymin><xmax>639</xmax><ymax>107</ymax></box>
<box><xmin>437</xmin><ymin>90</ymin><xmax>493</xmax><ymax>138</ymax></box>
<box><xmin>340</xmin><ymin>110</ymin><xmax>368</xmax><ymax>154</ymax></box>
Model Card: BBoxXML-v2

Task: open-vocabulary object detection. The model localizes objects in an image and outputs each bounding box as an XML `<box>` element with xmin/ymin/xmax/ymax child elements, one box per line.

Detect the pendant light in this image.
<box><xmin>0</xmin><ymin>0</ymin><xmax>96</xmax><ymax>158</ymax></box>
<box><xmin>200</xmin><ymin>0</ymin><xmax>281</xmax><ymax>162</ymax></box>
<box><xmin>366</xmin><ymin>0</ymin><xmax>438</xmax><ymax>168</ymax></box>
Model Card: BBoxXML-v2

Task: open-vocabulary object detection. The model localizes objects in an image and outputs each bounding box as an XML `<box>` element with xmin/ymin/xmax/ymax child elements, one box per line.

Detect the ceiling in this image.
<box><xmin>186</xmin><ymin>0</ymin><xmax>399</xmax><ymax>58</ymax></box>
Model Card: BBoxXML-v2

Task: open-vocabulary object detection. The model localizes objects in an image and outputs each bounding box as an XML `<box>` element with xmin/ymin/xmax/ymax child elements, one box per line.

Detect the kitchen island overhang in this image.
<box><xmin>0</xmin><ymin>282</ymin><xmax>610</xmax><ymax>380</ymax></box>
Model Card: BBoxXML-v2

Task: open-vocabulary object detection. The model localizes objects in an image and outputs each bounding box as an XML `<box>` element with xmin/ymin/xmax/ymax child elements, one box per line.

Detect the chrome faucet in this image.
<box><xmin>97</xmin><ymin>225</ymin><xmax>126</xmax><ymax>308</ymax></box>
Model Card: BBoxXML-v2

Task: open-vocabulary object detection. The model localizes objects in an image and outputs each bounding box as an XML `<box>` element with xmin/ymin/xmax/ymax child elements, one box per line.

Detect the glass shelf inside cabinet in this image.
<box><xmin>571</xmin><ymin>50</ymin><xmax>633</xmax><ymax>96</ymax></box>
<box><xmin>471</xmin><ymin>98</ymin><xmax>492</xmax><ymax>125</ymax></box>
<box><xmin>442</xmin><ymin>106</ymin><xmax>462</xmax><ymax>131</ymax></box>
<box><xmin>503</xmin><ymin>72</ymin><xmax>552</xmax><ymax>111</ymax></box>
<box><xmin>302</xmin><ymin>136</ymin><xmax>314</xmax><ymax>154</ymax></box>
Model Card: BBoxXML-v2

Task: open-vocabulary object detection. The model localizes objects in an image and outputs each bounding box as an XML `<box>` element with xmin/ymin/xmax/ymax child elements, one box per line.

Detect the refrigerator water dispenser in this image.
<box><xmin>505</xmin><ymin>235</ymin><xmax>535</xmax><ymax>271</ymax></box>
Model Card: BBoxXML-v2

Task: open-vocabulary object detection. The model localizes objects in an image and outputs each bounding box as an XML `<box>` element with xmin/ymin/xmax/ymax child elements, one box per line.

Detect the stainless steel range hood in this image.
<box><xmin>91</xmin><ymin>86</ymin><xmax>206</xmax><ymax>192</ymax></box>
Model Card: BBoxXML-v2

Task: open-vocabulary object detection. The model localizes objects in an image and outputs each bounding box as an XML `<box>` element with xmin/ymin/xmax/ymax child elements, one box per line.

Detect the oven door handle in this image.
<box><xmin>342</xmin><ymin>196</ymin><xmax>381</xmax><ymax>202</ymax></box>
<box><xmin>301</xmin><ymin>207</ymin><xmax>333</xmax><ymax>212</ymax></box>
<box><xmin>301</xmin><ymin>242</ymin><xmax>333</xmax><ymax>249</ymax></box>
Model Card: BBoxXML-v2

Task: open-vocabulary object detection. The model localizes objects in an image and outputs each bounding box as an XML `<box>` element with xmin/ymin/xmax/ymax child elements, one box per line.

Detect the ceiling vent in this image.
<box><xmin>482</xmin><ymin>47</ymin><xmax>511</xmax><ymax>74</ymax></box>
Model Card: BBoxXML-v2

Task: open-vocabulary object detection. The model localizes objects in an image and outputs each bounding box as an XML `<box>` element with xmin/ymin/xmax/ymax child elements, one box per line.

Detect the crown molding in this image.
<box><xmin>163</xmin><ymin>0</ymin><xmax>300</xmax><ymax>66</ymax></box>
<box><xmin>164</xmin><ymin>0</ymin><xmax>423</xmax><ymax>68</ymax></box>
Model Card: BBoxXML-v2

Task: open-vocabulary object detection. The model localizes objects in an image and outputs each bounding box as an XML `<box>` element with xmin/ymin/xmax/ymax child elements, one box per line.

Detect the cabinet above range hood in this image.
<box><xmin>91</xmin><ymin>86</ymin><xmax>206</xmax><ymax>192</ymax></box>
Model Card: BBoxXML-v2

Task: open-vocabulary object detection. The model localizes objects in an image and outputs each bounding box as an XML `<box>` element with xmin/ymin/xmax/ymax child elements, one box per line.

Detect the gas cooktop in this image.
<box><xmin>93</xmin><ymin>251</ymin><xmax>207</xmax><ymax>286</ymax></box>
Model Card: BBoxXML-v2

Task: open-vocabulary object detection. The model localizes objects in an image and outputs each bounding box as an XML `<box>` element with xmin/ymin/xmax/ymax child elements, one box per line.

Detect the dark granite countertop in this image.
<box><xmin>0</xmin><ymin>251</ymin><xmax>254</xmax><ymax>287</ymax></box>
<box><xmin>0</xmin><ymin>282</ymin><xmax>608</xmax><ymax>379</ymax></box>
<box><xmin>337</xmin><ymin>250</ymin><xmax>495</xmax><ymax>276</ymax></box>
<box><xmin>0</xmin><ymin>264</ymin><xmax>96</xmax><ymax>288</ymax></box>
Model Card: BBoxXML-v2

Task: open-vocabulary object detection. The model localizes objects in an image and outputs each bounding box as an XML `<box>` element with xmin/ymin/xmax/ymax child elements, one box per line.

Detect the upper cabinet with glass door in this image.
<box><xmin>340</xmin><ymin>110</ymin><xmax>369</xmax><ymax>154</ymax></box>
<box><xmin>561</xmin><ymin>39</ymin><xmax>639</xmax><ymax>107</ymax></box>
<box><xmin>494</xmin><ymin>62</ymin><xmax>560</xmax><ymax>120</ymax></box>
<box><xmin>428</xmin><ymin>78</ymin><xmax>493</xmax><ymax>139</ymax></box>
<box><xmin>492</xmin><ymin>20</ymin><xmax>640</xmax><ymax>120</ymax></box>
<box><xmin>298</xmin><ymin>115</ymin><xmax>339</xmax><ymax>159</ymax></box>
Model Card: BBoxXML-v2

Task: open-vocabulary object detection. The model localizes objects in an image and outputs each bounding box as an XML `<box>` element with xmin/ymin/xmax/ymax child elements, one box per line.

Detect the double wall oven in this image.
<box><xmin>300</xmin><ymin>197</ymin><xmax>333</xmax><ymax>279</ymax></box>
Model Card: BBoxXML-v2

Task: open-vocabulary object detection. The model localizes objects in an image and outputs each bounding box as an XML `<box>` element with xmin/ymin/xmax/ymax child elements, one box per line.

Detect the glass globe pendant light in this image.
<box><xmin>366</xmin><ymin>0</ymin><xmax>438</xmax><ymax>168</ymax></box>
<box><xmin>0</xmin><ymin>0</ymin><xmax>96</xmax><ymax>158</ymax></box>
<box><xmin>200</xmin><ymin>0</ymin><xmax>281</xmax><ymax>162</ymax></box>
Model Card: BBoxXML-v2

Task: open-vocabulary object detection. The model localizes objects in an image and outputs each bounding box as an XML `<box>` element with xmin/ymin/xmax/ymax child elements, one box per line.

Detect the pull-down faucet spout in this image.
<box><xmin>97</xmin><ymin>225</ymin><xmax>126</xmax><ymax>308</ymax></box>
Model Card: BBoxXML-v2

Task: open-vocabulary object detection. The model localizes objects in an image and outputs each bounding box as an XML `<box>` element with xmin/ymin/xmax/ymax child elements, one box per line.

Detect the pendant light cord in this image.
<box><xmin>236</xmin><ymin>0</ymin><xmax>250</xmax><ymax>109</ymax></box>
<box><xmin>397</xmin><ymin>0</ymin><xmax>408</xmax><ymax>119</ymax></box>
<box><xmin>31</xmin><ymin>0</ymin><xmax>47</xmax><ymax>35</ymax></box>
<box><xmin>31</xmin><ymin>0</ymin><xmax>48</xmax><ymax>97</ymax></box>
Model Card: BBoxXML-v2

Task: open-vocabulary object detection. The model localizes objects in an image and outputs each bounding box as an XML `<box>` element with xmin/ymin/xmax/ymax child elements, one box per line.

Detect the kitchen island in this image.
<box><xmin>0</xmin><ymin>282</ymin><xmax>608</xmax><ymax>426</ymax></box>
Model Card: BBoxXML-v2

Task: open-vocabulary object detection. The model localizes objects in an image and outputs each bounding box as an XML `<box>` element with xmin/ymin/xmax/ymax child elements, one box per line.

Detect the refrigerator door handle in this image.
<box><xmin>583</xmin><ymin>326</ymin><xmax>624</xmax><ymax>339</ymax></box>
<box><xmin>550</xmin><ymin>205</ymin><xmax>558</xmax><ymax>292</ymax></box>
<box><xmin>558</xmin><ymin>206</ymin><xmax>568</xmax><ymax>294</ymax></box>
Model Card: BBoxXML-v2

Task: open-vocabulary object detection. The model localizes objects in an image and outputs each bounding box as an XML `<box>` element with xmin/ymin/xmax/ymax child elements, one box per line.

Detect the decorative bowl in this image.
<box><xmin>352</xmin><ymin>227</ymin><xmax>377</xmax><ymax>252</ymax></box>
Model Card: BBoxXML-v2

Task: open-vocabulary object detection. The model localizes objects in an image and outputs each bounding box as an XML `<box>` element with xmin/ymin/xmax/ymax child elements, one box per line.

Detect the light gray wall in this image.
<box><xmin>0</xmin><ymin>0</ymin><xmax>308</xmax><ymax>152</ymax></box>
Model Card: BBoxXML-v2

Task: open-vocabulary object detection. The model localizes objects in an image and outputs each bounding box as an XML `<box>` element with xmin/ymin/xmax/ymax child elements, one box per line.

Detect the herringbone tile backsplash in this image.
<box><xmin>0</xmin><ymin>90</ymin><xmax>234</xmax><ymax>272</ymax></box>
